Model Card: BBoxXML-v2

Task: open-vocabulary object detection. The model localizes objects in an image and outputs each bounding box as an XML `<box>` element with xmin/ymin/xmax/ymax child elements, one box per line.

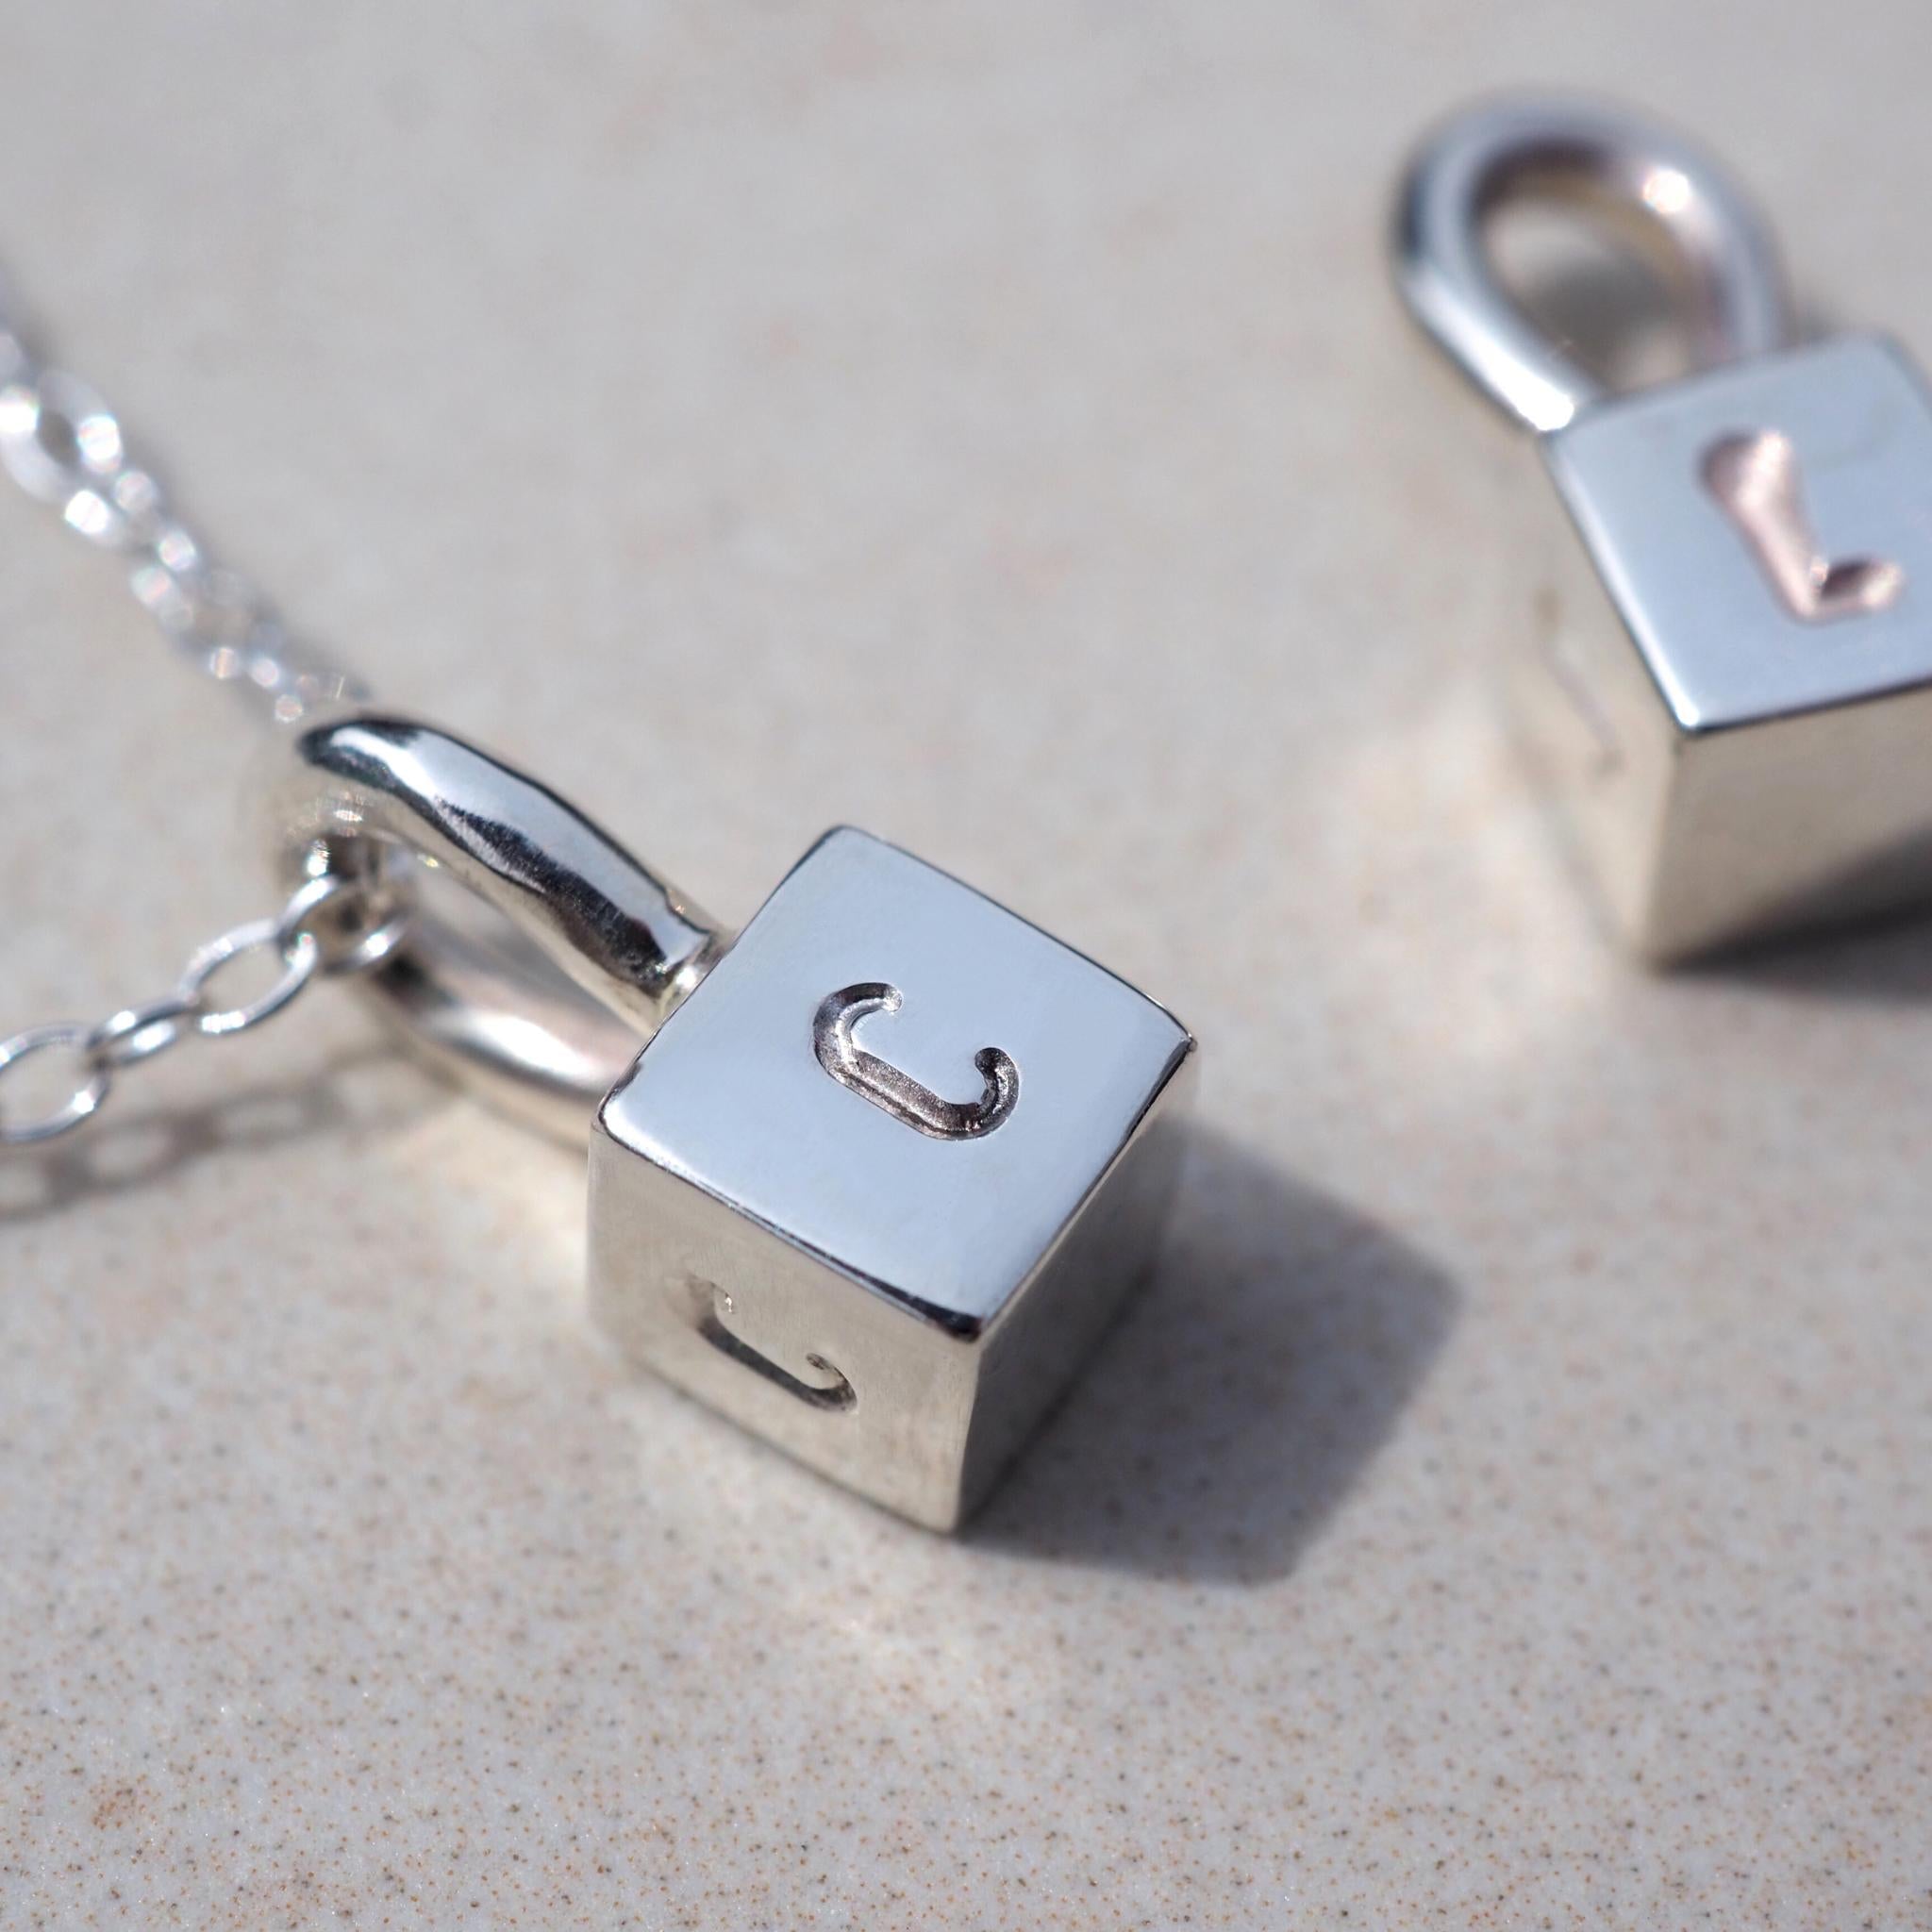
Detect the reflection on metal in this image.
<box><xmin>266</xmin><ymin>710</ymin><xmax>726</xmax><ymax>1141</ymax></box>
<box><xmin>1703</xmin><ymin>430</ymin><xmax>1905</xmax><ymax>622</ymax></box>
<box><xmin>1393</xmin><ymin>93</ymin><xmax>1791</xmax><ymax>432</ymax></box>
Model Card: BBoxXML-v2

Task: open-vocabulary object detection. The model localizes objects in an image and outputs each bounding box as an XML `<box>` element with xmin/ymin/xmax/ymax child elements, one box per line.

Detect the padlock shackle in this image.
<box><xmin>1393</xmin><ymin>93</ymin><xmax>1795</xmax><ymax>433</ymax></box>
<box><xmin>262</xmin><ymin>709</ymin><xmax>729</xmax><ymax>1144</ymax></box>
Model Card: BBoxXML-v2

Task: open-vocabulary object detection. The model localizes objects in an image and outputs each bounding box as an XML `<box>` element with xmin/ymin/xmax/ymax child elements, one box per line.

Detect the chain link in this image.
<box><xmin>0</xmin><ymin>872</ymin><xmax>408</xmax><ymax>1146</ymax></box>
<box><xmin>0</xmin><ymin>302</ymin><xmax>366</xmax><ymax>724</ymax></box>
<box><xmin>0</xmin><ymin>286</ymin><xmax>401</xmax><ymax>1148</ymax></box>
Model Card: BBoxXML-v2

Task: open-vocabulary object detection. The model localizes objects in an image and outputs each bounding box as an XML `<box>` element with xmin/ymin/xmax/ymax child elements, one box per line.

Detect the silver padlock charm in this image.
<box><xmin>590</xmin><ymin>825</ymin><xmax>1193</xmax><ymax>1528</ymax></box>
<box><xmin>268</xmin><ymin>717</ymin><xmax>1196</xmax><ymax>1529</ymax></box>
<box><xmin>1397</xmin><ymin>97</ymin><xmax>1932</xmax><ymax>959</ymax></box>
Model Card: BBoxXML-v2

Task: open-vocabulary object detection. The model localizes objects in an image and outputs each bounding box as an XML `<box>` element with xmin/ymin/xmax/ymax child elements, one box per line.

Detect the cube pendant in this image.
<box><xmin>1525</xmin><ymin>336</ymin><xmax>1932</xmax><ymax>958</ymax></box>
<box><xmin>1395</xmin><ymin>98</ymin><xmax>1932</xmax><ymax>961</ymax></box>
<box><xmin>588</xmin><ymin>827</ymin><xmax>1196</xmax><ymax>1528</ymax></box>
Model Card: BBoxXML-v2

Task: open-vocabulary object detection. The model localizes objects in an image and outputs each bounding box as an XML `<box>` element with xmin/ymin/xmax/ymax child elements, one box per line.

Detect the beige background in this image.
<box><xmin>3</xmin><ymin>4</ymin><xmax>1929</xmax><ymax>1926</ymax></box>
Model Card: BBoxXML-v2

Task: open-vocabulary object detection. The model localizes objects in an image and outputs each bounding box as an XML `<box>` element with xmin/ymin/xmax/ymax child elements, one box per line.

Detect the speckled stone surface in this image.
<box><xmin>3</xmin><ymin>4</ymin><xmax>1929</xmax><ymax>1925</ymax></box>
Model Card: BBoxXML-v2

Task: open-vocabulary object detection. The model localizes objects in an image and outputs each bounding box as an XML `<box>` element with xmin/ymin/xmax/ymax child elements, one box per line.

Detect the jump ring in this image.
<box><xmin>262</xmin><ymin>710</ymin><xmax>726</xmax><ymax>1143</ymax></box>
<box><xmin>177</xmin><ymin>921</ymin><xmax>321</xmax><ymax>1039</ymax></box>
<box><xmin>273</xmin><ymin>864</ymin><xmax>413</xmax><ymax>978</ymax></box>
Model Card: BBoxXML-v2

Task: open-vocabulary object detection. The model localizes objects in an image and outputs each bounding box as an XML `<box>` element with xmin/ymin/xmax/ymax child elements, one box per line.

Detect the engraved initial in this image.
<box><xmin>812</xmin><ymin>983</ymin><xmax>1019</xmax><ymax>1140</ymax></box>
<box><xmin>1702</xmin><ymin>430</ymin><xmax>1905</xmax><ymax>622</ymax></box>
<box><xmin>687</xmin><ymin>1277</ymin><xmax>856</xmax><ymax>1412</ymax></box>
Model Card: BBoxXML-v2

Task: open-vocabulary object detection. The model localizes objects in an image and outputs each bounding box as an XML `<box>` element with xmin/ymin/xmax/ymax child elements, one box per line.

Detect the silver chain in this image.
<box><xmin>0</xmin><ymin>289</ymin><xmax>399</xmax><ymax>1147</ymax></box>
<box><xmin>0</xmin><ymin>295</ymin><xmax>365</xmax><ymax>723</ymax></box>
<box><xmin>0</xmin><ymin>873</ymin><xmax>408</xmax><ymax>1147</ymax></box>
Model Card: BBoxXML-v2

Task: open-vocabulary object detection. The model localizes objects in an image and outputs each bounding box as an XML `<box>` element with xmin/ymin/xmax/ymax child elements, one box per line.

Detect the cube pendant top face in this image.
<box><xmin>1525</xmin><ymin>334</ymin><xmax>1932</xmax><ymax>958</ymax></box>
<box><xmin>588</xmin><ymin>827</ymin><xmax>1195</xmax><ymax>1529</ymax></box>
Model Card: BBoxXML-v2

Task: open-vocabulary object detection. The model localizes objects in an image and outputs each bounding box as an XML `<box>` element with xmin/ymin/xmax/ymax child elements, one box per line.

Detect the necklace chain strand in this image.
<box><xmin>0</xmin><ymin>873</ymin><xmax>410</xmax><ymax>1146</ymax></box>
<box><xmin>0</xmin><ymin>294</ymin><xmax>365</xmax><ymax>723</ymax></box>
<box><xmin>0</xmin><ymin>293</ymin><xmax>397</xmax><ymax>1147</ymax></box>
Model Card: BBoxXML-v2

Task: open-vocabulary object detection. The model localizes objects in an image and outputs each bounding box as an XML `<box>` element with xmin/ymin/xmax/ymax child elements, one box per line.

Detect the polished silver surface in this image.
<box><xmin>1393</xmin><ymin>94</ymin><xmax>1792</xmax><ymax>432</ymax></box>
<box><xmin>1534</xmin><ymin>336</ymin><xmax>1932</xmax><ymax>957</ymax></box>
<box><xmin>1550</xmin><ymin>340</ymin><xmax>1932</xmax><ymax>732</ymax></box>
<box><xmin>263</xmin><ymin>710</ymin><xmax>725</xmax><ymax>1141</ymax></box>
<box><xmin>1394</xmin><ymin>94</ymin><xmax>1932</xmax><ymax>958</ymax></box>
<box><xmin>270</xmin><ymin>733</ymin><xmax>1197</xmax><ymax>1524</ymax></box>
<box><xmin>590</xmin><ymin>826</ymin><xmax>1196</xmax><ymax>1529</ymax></box>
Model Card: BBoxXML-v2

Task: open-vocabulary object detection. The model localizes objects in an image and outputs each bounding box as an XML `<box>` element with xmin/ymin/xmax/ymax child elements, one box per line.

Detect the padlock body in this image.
<box><xmin>1515</xmin><ymin>333</ymin><xmax>1932</xmax><ymax>958</ymax></box>
<box><xmin>588</xmin><ymin>826</ymin><xmax>1195</xmax><ymax>1529</ymax></box>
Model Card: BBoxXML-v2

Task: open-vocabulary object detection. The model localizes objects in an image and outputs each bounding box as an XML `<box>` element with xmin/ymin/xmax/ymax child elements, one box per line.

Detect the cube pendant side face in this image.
<box><xmin>588</xmin><ymin>827</ymin><xmax>1195</xmax><ymax>1529</ymax></box>
<box><xmin>587</xmin><ymin>1146</ymin><xmax>983</xmax><ymax>1524</ymax></box>
<box><xmin>957</xmin><ymin>1064</ymin><xmax>1193</xmax><ymax>1515</ymax></box>
<box><xmin>1520</xmin><ymin>334</ymin><xmax>1932</xmax><ymax>958</ymax></box>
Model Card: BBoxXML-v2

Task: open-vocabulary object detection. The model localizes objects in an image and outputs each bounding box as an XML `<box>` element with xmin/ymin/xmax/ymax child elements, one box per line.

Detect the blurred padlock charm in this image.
<box><xmin>1396</xmin><ymin>96</ymin><xmax>1932</xmax><ymax>959</ymax></box>
<box><xmin>267</xmin><ymin>715</ymin><xmax>1195</xmax><ymax>1529</ymax></box>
